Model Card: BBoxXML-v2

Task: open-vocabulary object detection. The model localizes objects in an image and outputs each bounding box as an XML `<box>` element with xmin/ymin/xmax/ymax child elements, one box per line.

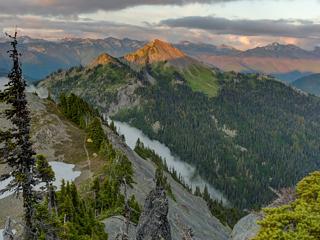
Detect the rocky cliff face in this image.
<box><xmin>105</xmin><ymin>128</ymin><xmax>230</xmax><ymax>240</ymax></box>
<box><xmin>124</xmin><ymin>39</ymin><xmax>186</xmax><ymax>65</ymax></box>
<box><xmin>136</xmin><ymin>186</ymin><xmax>172</xmax><ymax>240</ymax></box>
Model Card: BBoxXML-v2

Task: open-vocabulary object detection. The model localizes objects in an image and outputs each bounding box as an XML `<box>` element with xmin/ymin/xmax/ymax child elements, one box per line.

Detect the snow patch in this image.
<box><xmin>0</xmin><ymin>77</ymin><xmax>48</xmax><ymax>99</ymax></box>
<box><xmin>0</xmin><ymin>161</ymin><xmax>81</xmax><ymax>200</ymax></box>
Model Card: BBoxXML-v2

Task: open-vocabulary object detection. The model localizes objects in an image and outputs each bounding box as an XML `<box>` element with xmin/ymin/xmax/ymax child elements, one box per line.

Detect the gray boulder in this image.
<box><xmin>229</xmin><ymin>213</ymin><xmax>261</xmax><ymax>240</ymax></box>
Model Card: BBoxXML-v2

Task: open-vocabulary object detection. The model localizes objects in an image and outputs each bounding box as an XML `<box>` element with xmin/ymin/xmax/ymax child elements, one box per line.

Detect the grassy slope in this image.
<box><xmin>44</xmin><ymin>100</ymin><xmax>106</xmax><ymax>175</ymax></box>
<box><xmin>150</xmin><ymin>61</ymin><xmax>219</xmax><ymax>97</ymax></box>
<box><xmin>181</xmin><ymin>64</ymin><xmax>219</xmax><ymax>97</ymax></box>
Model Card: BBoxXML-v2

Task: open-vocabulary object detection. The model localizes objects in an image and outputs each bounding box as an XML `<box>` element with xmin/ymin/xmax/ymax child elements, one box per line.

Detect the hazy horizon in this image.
<box><xmin>2</xmin><ymin>34</ymin><xmax>320</xmax><ymax>52</ymax></box>
<box><xmin>1</xmin><ymin>0</ymin><xmax>320</xmax><ymax>50</ymax></box>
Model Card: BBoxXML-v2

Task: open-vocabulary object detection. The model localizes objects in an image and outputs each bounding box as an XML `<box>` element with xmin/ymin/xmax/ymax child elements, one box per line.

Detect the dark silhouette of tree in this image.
<box><xmin>194</xmin><ymin>186</ymin><xmax>202</xmax><ymax>197</ymax></box>
<box><xmin>35</xmin><ymin>154</ymin><xmax>56</xmax><ymax>214</ymax></box>
<box><xmin>203</xmin><ymin>185</ymin><xmax>210</xmax><ymax>202</ymax></box>
<box><xmin>0</xmin><ymin>30</ymin><xmax>37</xmax><ymax>239</ymax></box>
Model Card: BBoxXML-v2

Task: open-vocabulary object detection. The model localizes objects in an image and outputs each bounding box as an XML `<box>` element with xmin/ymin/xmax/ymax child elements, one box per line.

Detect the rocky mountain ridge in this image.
<box><xmin>2</xmin><ymin>36</ymin><xmax>320</xmax><ymax>82</ymax></box>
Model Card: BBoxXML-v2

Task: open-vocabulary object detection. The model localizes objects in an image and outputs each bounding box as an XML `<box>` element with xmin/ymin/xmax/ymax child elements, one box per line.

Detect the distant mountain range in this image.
<box><xmin>1</xmin><ymin>36</ymin><xmax>320</xmax><ymax>82</ymax></box>
<box><xmin>191</xmin><ymin>42</ymin><xmax>320</xmax><ymax>83</ymax></box>
<box><xmin>0</xmin><ymin>36</ymin><xmax>146</xmax><ymax>81</ymax></box>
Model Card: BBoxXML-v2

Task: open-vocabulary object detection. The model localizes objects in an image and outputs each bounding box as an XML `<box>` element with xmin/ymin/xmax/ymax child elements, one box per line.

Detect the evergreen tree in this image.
<box><xmin>87</xmin><ymin>117</ymin><xmax>105</xmax><ymax>149</ymax></box>
<box><xmin>254</xmin><ymin>171</ymin><xmax>320</xmax><ymax>240</ymax></box>
<box><xmin>194</xmin><ymin>186</ymin><xmax>202</xmax><ymax>197</ymax></box>
<box><xmin>0</xmin><ymin>30</ymin><xmax>37</xmax><ymax>239</ymax></box>
<box><xmin>155</xmin><ymin>166</ymin><xmax>166</xmax><ymax>188</ymax></box>
<box><xmin>58</xmin><ymin>93</ymin><xmax>67</xmax><ymax>114</ymax></box>
<box><xmin>128</xmin><ymin>195</ymin><xmax>141</xmax><ymax>224</ymax></box>
<box><xmin>203</xmin><ymin>185</ymin><xmax>210</xmax><ymax>202</ymax></box>
<box><xmin>35</xmin><ymin>154</ymin><xmax>57</xmax><ymax>216</ymax></box>
<box><xmin>35</xmin><ymin>154</ymin><xmax>55</xmax><ymax>189</ymax></box>
<box><xmin>109</xmin><ymin>120</ymin><xmax>117</xmax><ymax>133</ymax></box>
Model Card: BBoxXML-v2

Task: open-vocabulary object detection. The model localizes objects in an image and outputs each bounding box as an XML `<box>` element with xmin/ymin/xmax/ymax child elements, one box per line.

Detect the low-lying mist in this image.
<box><xmin>111</xmin><ymin>119</ymin><xmax>229</xmax><ymax>205</ymax></box>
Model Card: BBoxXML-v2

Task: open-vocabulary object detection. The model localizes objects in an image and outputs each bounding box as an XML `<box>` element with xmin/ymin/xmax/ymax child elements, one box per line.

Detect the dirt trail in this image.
<box><xmin>83</xmin><ymin>136</ymin><xmax>92</xmax><ymax>176</ymax></box>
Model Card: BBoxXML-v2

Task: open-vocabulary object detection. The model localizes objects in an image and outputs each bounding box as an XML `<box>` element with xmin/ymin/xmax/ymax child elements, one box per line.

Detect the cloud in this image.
<box><xmin>0</xmin><ymin>15</ymin><xmax>195</xmax><ymax>42</ymax></box>
<box><xmin>0</xmin><ymin>0</ymin><xmax>242</xmax><ymax>16</ymax></box>
<box><xmin>0</xmin><ymin>15</ymin><xmax>318</xmax><ymax>51</ymax></box>
<box><xmin>160</xmin><ymin>16</ymin><xmax>320</xmax><ymax>39</ymax></box>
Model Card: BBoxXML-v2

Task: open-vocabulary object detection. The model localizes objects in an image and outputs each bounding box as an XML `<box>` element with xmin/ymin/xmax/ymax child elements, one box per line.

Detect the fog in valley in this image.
<box><xmin>112</xmin><ymin>120</ymin><xmax>228</xmax><ymax>204</ymax></box>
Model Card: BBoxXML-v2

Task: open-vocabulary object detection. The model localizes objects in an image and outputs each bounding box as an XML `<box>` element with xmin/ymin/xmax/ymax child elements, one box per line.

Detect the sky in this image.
<box><xmin>0</xmin><ymin>0</ymin><xmax>320</xmax><ymax>49</ymax></box>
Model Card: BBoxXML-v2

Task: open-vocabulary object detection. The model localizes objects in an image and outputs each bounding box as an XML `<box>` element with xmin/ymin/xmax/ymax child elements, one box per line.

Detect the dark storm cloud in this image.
<box><xmin>160</xmin><ymin>16</ymin><xmax>320</xmax><ymax>39</ymax></box>
<box><xmin>0</xmin><ymin>0</ymin><xmax>241</xmax><ymax>16</ymax></box>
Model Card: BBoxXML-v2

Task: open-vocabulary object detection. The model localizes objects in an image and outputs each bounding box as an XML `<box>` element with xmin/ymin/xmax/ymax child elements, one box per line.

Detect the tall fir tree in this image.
<box><xmin>203</xmin><ymin>185</ymin><xmax>210</xmax><ymax>202</ymax></box>
<box><xmin>35</xmin><ymin>154</ymin><xmax>56</xmax><ymax>214</ymax></box>
<box><xmin>0</xmin><ymin>30</ymin><xmax>37</xmax><ymax>239</ymax></box>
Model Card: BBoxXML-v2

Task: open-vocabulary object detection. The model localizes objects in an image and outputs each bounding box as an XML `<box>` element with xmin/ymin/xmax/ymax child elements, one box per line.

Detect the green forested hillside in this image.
<box><xmin>42</xmin><ymin>57</ymin><xmax>141</xmax><ymax>110</ymax></box>
<box><xmin>114</xmin><ymin>65</ymin><xmax>320</xmax><ymax>208</ymax></box>
<box><xmin>134</xmin><ymin>139</ymin><xmax>244</xmax><ymax>227</ymax></box>
<box><xmin>34</xmin><ymin>94</ymin><xmax>141</xmax><ymax>239</ymax></box>
<box><xmin>40</xmin><ymin>43</ymin><xmax>320</xmax><ymax>209</ymax></box>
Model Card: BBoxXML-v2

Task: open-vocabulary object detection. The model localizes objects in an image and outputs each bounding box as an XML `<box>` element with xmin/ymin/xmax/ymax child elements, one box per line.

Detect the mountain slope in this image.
<box><xmin>124</xmin><ymin>39</ymin><xmax>220</xmax><ymax>97</ymax></box>
<box><xmin>105</xmin><ymin>124</ymin><xmax>231</xmax><ymax>239</ymax></box>
<box><xmin>124</xmin><ymin>39</ymin><xmax>188</xmax><ymax>66</ymax></box>
<box><xmin>40</xmin><ymin>40</ymin><xmax>320</xmax><ymax>209</ymax></box>
<box><xmin>0</xmin><ymin>93</ymin><xmax>230</xmax><ymax>240</ymax></box>
<box><xmin>41</xmin><ymin>52</ymin><xmax>142</xmax><ymax>114</ymax></box>
<box><xmin>88</xmin><ymin>52</ymin><xmax>119</xmax><ymax>68</ymax></box>
<box><xmin>114</xmin><ymin>68</ymin><xmax>320</xmax><ymax>208</ymax></box>
<box><xmin>292</xmin><ymin>73</ymin><xmax>320</xmax><ymax>96</ymax></box>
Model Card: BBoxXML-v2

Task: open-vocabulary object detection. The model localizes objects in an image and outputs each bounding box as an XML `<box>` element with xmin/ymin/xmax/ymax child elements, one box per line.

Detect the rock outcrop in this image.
<box><xmin>2</xmin><ymin>217</ymin><xmax>15</xmax><ymax>240</ymax></box>
<box><xmin>124</xmin><ymin>39</ymin><xmax>186</xmax><ymax>65</ymax></box>
<box><xmin>103</xmin><ymin>216</ymin><xmax>136</xmax><ymax>240</ymax></box>
<box><xmin>88</xmin><ymin>53</ymin><xmax>118</xmax><ymax>68</ymax></box>
<box><xmin>136</xmin><ymin>186</ymin><xmax>171</xmax><ymax>240</ymax></box>
<box><xmin>105</xmin><ymin>126</ymin><xmax>230</xmax><ymax>240</ymax></box>
<box><xmin>229</xmin><ymin>213</ymin><xmax>261</xmax><ymax>240</ymax></box>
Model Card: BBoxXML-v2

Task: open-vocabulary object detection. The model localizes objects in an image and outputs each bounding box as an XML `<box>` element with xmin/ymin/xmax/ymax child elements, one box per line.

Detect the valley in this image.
<box><xmin>111</xmin><ymin>119</ymin><xmax>228</xmax><ymax>204</ymax></box>
<box><xmin>1</xmin><ymin>0</ymin><xmax>320</xmax><ymax>239</ymax></box>
<box><xmin>40</xmin><ymin>39</ymin><xmax>320</xmax><ymax>210</ymax></box>
<box><xmin>0</xmin><ymin>35</ymin><xmax>319</xmax><ymax>239</ymax></box>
